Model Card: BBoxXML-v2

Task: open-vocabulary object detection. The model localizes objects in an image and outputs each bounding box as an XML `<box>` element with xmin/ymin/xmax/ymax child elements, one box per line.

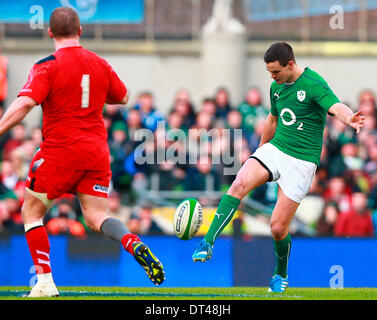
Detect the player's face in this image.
<box><xmin>266</xmin><ymin>61</ymin><xmax>294</xmax><ymax>84</ymax></box>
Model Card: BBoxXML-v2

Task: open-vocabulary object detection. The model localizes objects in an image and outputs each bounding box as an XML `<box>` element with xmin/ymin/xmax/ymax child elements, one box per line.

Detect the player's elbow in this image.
<box><xmin>106</xmin><ymin>92</ymin><xmax>129</xmax><ymax>105</ymax></box>
<box><xmin>120</xmin><ymin>92</ymin><xmax>129</xmax><ymax>105</ymax></box>
<box><xmin>18</xmin><ymin>96</ymin><xmax>38</xmax><ymax>110</ymax></box>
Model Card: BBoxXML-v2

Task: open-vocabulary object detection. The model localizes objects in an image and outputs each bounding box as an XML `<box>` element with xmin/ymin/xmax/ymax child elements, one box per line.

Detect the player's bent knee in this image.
<box><xmin>83</xmin><ymin>211</ymin><xmax>109</xmax><ymax>233</ymax></box>
<box><xmin>228</xmin><ymin>177</ymin><xmax>249</xmax><ymax>199</ymax></box>
<box><xmin>270</xmin><ymin>220</ymin><xmax>288</xmax><ymax>241</ymax></box>
<box><xmin>21</xmin><ymin>188</ymin><xmax>51</xmax><ymax>224</ymax></box>
<box><xmin>83</xmin><ymin>217</ymin><xmax>101</xmax><ymax>233</ymax></box>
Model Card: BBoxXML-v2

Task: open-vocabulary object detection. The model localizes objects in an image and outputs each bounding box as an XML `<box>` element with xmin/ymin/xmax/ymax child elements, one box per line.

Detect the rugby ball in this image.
<box><xmin>173</xmin><ymin>198</ymin><xmax>203</xmax><ymax>240</ymax></box>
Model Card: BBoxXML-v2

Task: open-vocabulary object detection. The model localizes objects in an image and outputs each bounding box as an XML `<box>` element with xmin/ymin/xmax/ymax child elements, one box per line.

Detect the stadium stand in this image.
<box><xmin>0</xmin><ymin>0</ymin><xmax>377</xmax><ymax>240</ymax></box>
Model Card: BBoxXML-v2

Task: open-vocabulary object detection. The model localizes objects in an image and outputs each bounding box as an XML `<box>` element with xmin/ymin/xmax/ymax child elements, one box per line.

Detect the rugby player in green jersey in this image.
<box><xmin>192</xmin><ymin>42</ymin><xmax>365</xmax><ymax>292</ymax></box>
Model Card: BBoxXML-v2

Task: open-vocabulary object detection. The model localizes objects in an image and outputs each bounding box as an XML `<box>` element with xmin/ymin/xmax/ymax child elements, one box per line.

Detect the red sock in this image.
<box><xmin>25</xmin><ymin>226</ymin><xmax>52</xmax><ymax>274</ymax></box>
<box><xmin>121</xmin><ymin>233</ymin><xmax>141</xmax><ymax>255</ymax></box>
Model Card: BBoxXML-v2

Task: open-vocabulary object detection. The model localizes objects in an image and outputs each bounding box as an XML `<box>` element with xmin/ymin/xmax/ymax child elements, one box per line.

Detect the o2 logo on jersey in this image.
<box><xmin>280</xmin><ymin>108</ymin><xmax>304</xmax><ymax>131</ymax></box>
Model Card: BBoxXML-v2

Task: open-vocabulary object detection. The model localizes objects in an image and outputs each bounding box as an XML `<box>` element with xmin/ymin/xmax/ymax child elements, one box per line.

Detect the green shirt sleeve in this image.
<box><xmin>312</xmin><ymin>83</ymin><xmax>340</xmax><ymax>112</ymax></box>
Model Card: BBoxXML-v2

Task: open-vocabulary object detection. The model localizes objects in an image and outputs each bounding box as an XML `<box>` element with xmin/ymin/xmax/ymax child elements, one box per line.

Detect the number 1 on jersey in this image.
<box><xmin>81</xmin><ymin>74</ymin><xmax>90</xmax><ymax>108</ymax></box>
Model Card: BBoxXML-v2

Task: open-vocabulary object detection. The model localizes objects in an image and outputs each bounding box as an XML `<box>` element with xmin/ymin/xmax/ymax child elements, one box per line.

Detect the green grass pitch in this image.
<box><xmin>1</xmin><ymin>286</ymin><xmax>377</xmax><ymax>300</ymax></box>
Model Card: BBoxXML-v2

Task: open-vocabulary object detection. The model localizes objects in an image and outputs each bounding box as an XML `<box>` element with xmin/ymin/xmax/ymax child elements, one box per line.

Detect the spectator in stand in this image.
<box><xmin>232</xmin><ymin>135</ymin><xmax>251</xmax><ymax>162</ymax></box>
<box><xmin>0</xmin><ymin>47</ymin><xmax>8</xmax><ymax>109</ymax></box>
<box><xmin>0</xmin><ymin>195</ymin><xmax>10</xmax><ymax>230</ymax></box>
<box><xmin>174</xmin><ymin>88</ymin><xmax>195</xmax><ymax>111</ymax></box>
<box><xmin>211</xmin><ymin>127</ymin><xmax>231</xmax><ymax>164</ymax></box>
<box><xmin>364</xmin><ymin>143</ymin><xmax>377</xmax><ymax>210</ymax></box>
<box><xmin>225</xmin><ymin>110</ymin><xmax>249</xmax><ymax>167</ymax></box>
<box><xmin>334</xmin><ymin>192</ymin><xmax>374</xmax><ymax>237</ymax></box>
<box><xmin>0</xmin><ymin>159</ymin><xmax>25</xmax><ymax>198</ymax></box>
<box><xmin>30</xmin><ymin>126</ymin><xmax>43</xmax><ymax>150</ymax></box>
<box><xmin>357</xmin><ymin>113</ymin><xmax>377</xmax><ymax>159</ymax></box>
<box><xmin>166</xmin><ymin>111</ymin><xmax>185</xmax><ymax>132</ymax></box>
<box><xmin>4</xmin><ymin>160</ymin><xmax>26</xmax><ymax>211</ymax></box>
<box><xmin>200</xmin><ymin>98</ymin><xmax>217</xmax><ymax>121</ymax></box>
<box><xmin>210</xmin><ymin>127</ymin><xmax>232</xmax><ymax>189</ymax></box>
<box><xmin>130</xmin><ymin>204</ymin><xmax>164</xmax><ymax>236</ymax></box>
<box><xmin>373</xmin><ymin>208</ymin><xmax>377</xmax><ymax>236</ymax></box>
<box><xmin>194</xmin><ymin>110</ymin><xmax>213</xmax><ymax>132</ymax></box>
<box><xmin>232</xmin><ymin>210</ymin><xmax>246</xmax><ymax>237</ymax></box>
<box><xmin>0</xmin><ymin>106</ymin><xmax>10</xmax><ymax>154</ymax></box>
<box><xmin>108</xmin><ymin>121</ymin><xmax>129</xmax><ymax>191</ymax></box>
<box><xmin>133</xmin><ymin>91</ymin><xmax>164</xmax><ymax>132</ymax></box>
<box><xmin>170</xmin><ymin>98</ymin><xmax>196</xmax><ymax>131</ymax></box>
<box><xmin>316</xmin><ymin>201</ymin><xmax>339</xmax><ymax>236</ymax></box>
<box><xmin>125</xmin><ymin>108</ymin><xmax>144</xmax><ymax>151</ymax></box>
<box><xmin>186</xmin><ymin>111</ymin><xmax>214</xmax><ymax>161</ymax></box>
<box><xmin>170</xmin><ymin>88</ymin><xmax>196</xmax><ymax>130</ymax></box>
<box><xmin>358</xmin><ymin>100</ymin><xmax>376</xmax><ymax>121</ymax></box>
<box><xmin>153</xmin><ymin>160</ymin><xmax>187</xmax><ymax>191</ymax></box>
<box><xmin>109</xmin><ymin>121</ymin><xmax>127</xmax><ymax>148</ymax></box>
<box><xmin>226</xmin><ymin>110</ymin><xmax>243</xmax><ymax>132</ymax></box>
<box><xmin>103</xmin><ymin>103</ymin><xmax>126</xmax><ymax>127</ymax></box>
<box><xmin>238</xmin><ymin>87</ymin><xmax>269</xmax><ymax>137</ymax></box>
<box><xmin>364</xmin><ymin>143</ymin><xmax>377</xmax><ymax>177</ymax></box>
<box><xmin>10</xmin><ymin>139</ymin><xmax>36</xmax><ymax>180</ymax></box>
<box><xmin>127</xmin><ymin>213</ymin><xmax>141</xmax><ymax>234</ymax></box>
<box><xmin>107</xmin><ymin>191</ymin><xmax>131</xmax><ymax>226</ymax></box>
<box><xmin>46</xmin><ymin>198</ymin><xmax>86</xmax><ymax>238</ymax></box>
<box><xmin>2</xmin><ymin>123</ymin><xmax>26</xmax><ymax>161</ymax></box>
<box><xmin>214</xmin><ymin>87</ymin><xmax>233</xmax><ymax>121</ymax></box>
<box><xmin>360</xmin><ymin>113</ymin><xmax>377</xmax><ymax>134</ymax></box>
<box><xmin>328</xmin><ymin>142</ymin><xmax>364</xmax><ymax>178</ymax></box>
<box><xmin>247</xmin><ymin>118</ymin><xmax>265</xmax><ymax>153</ymax></box>
<box><xmin>357</xmin><ymin>89</ymin><xmax>376</xmax><ymax>117</ymax></box>
<box><xmin>184</xmin><ymin>155</ymin><xmax>220</xmax><ymax>193</ymax></box>
<box><xmin>0</xmin><ymin>187</ymin><xmax>22</xmax><ymax>230</ymax></box>
<box><xmin>325</xmin><ymin>116</ymin><xmax>357</xmax><ymax>161</ymax></box>
<box><xmin>149</xmin><ymin>124</ymin><xmax>187</xmax><ymax>191</ymax></box>
<box><xmin>322</xmin><ymin>176</ymin><xmax>353</xmax><ymax>214</ymax></box>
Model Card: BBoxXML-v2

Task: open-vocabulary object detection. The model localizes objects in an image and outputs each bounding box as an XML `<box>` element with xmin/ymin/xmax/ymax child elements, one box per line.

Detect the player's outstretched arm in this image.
<box><xmin>328</xmin><ymin>103</ymin><xmax>365</xmax><ymax>134</ymax></box>
<box><xmin>0</xmin><ymin>96</ymin><xmax>37</xmax><ymax>136</ymax></box>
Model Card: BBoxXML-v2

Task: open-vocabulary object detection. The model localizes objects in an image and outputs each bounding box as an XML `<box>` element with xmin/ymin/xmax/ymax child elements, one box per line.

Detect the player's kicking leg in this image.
<box><xmin>22</xmin><ymin>189</ymin><xmax>59</xmax><ymax>297</ymax></box>
<box><xmin>78</xmin><ymin>193</ymin><xmax>165</xmax><ymax>285</ymax></box>
<box><xmin>192</xmin><ymin>158</ymin><xmax>270</xmax><ymax>262</ymax></box>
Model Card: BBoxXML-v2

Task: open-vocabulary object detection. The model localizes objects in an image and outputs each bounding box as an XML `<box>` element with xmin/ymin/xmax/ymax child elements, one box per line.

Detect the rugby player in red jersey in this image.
<box><xmin>0</xmin><ymin>7</ymin><xmax>164</xmax><ymax>297</ymax></box>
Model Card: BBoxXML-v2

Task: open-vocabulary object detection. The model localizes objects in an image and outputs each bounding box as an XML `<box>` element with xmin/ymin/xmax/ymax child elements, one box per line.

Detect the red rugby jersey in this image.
<box><xmin>18</xmin><ymin>46</ymin><xmax>127</xmax><ymax>170</ymax></box>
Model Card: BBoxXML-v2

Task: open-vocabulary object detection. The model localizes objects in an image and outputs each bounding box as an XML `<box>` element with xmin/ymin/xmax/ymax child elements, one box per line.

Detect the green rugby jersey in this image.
<box><xmin>269</xmin><ymin>67</ymin><xmax>339</xmax><ymax>165</ymax></box>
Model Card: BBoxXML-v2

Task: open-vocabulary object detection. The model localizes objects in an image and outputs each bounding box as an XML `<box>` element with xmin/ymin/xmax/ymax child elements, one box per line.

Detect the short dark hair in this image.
<box><xmin>203</xmin><ymin>97</ymin><xmax>215</xmax><ymax>104</ymax></box>
<box><xmin>264</xmin><ymin>42</ymin><xmax>296</xmax><ymax>66</ymax></box>
<box><xmin>50</xmin><ymin>7</ymin><xmax>80</xmax><ymax>38</ymax></box>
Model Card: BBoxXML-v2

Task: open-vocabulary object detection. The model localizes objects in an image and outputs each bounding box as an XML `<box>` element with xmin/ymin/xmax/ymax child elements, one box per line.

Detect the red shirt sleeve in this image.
<box><xmin>18</xmin><ymin>62</ymin><xmax>51</xmax><ymax>104</ymax></box>
<box><xmin>106</xmin><ymin>63</ymin><xmax>127</xmax><ymax>103</ymax></box>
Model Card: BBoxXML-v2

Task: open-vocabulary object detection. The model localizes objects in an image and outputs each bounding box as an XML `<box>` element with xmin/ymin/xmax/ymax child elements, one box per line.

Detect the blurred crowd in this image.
<box><xmin>0</xmin><ymin>66</ymin><xmax>377</xmax><ymax>238</ymax></box>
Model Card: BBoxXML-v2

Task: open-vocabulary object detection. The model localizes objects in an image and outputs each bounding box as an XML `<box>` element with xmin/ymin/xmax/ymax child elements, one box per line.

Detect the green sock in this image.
<box><xmin>273</xmin><ymin>233</ymin><xmax>291</xmax><ymax>278</ymax></box>
<box><xmin>204</xmin><ymin>194</ymin><xmax>240</xmax><ymax>246</ymax></box>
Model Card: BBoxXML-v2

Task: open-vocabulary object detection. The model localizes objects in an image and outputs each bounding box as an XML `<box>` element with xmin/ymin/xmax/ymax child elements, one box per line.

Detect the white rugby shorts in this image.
<box><xmin>250</xmin><ymin>143</ymin><xmax>317</xmax><ymax>203</ymax></box>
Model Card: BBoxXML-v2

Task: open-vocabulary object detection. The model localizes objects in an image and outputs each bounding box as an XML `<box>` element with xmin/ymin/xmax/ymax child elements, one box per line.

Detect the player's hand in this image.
<box><xmin>350</xmin><ymin>111</ymin><xmax>365</xmax><ymax>134</ymax></box>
